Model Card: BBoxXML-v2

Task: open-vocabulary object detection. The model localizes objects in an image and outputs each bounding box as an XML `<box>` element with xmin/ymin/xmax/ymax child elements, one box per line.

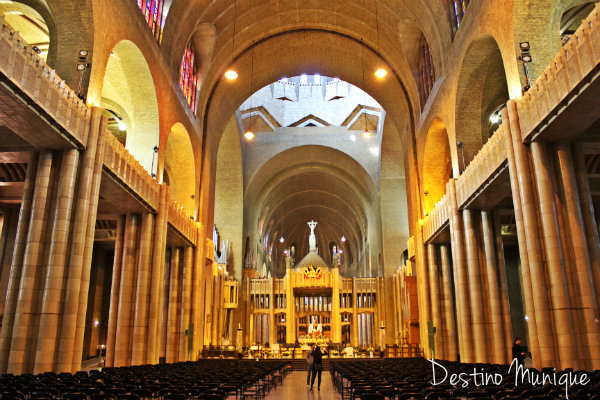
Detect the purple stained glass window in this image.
<box><xmin>179</xmin><ymin>42</ymin><xmax>199</xmax><ymax>112</ymax></box>
<box><xmin>137</xmin><ymin>0</ymin><xmax>165</xmax><ymax>43</ymax></box>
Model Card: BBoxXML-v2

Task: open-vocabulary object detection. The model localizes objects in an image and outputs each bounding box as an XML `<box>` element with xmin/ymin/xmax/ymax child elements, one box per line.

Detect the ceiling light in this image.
<box><xmin>118</xmin><ymin>120</ymin><xmax>127</xmax><ymax>131</ymax></box>
<box><xmin>279</xmin><ymin>236</ymin><xmax>284</xmax><ymax>243</ymax></box>
<box><xmin>225</xmin><ymin>70</ymin><xmax>238</xmax><ymax>80</ymax></box>
<box><xmin>284</xmin><ymin>249</ymin><xmax>289</xmax><ymax>255</ymax></box>
<box><xmin>362</xmin><ymin>129</ymin><xmax>372</xmax><ymax>138</ymax></box>
<box><xmin>490</xmin><ymin>114</ymin><xmax>500</xmax><ymax>124</ymax></box>
<box><xmin>244</xmin><ymin>131</ymin><xmax>254</xmax><ymax>140</ymax></box>
<box><xmin>338</xmin><ymin>250</ymin><xmax>343</xmax><ymax>254</ymax></box>
<box><xmin>375</xmin><ymin>68</ymin><xmax>388</xmax><ymax>78</ymax></box>
<box><xmin>341</xmin><ymin>235</ymin><xmax>346</xmax><ymax>242</ymax></box>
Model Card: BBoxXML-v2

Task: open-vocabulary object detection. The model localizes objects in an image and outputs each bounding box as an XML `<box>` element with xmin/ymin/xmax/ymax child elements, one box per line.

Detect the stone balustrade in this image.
<box><xmin>0</xmin><ymin>18</ymin><xmax>90</xmax><ymax>147</ymax></box>
<box><xmin>166</xmin><ymin>194</ymin><xmax>199</xmax><ymax>245</ymax></box>
<box><xmin>518</xmin><ymin>2</ymin><xmax>600</xmax><ymax>140</ymax></box>
<box><xmin>422</xmin><ymin>193</ymin><xmax>449</xmax><ymax>242</ymax></box>
<box><xmin>103</xmin><ymin>132</ymin><xmax>161</xmax><ymax>210</ymax></box>
<box><xmin>454</xmin><ymin>126</ymin><xmax>507</xmax><ymax>207</ymax></box>
<box><xmin>354</xmin><ymin>277</ymin><xmax>377</xmax><ymax>293</ymax></box>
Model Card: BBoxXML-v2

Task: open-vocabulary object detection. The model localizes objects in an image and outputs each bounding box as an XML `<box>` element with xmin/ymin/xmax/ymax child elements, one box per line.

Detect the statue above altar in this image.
<box><xmin>308</xmin><ymin>220</ymin><xmax>317</xmax><ymax>252</ymax></box>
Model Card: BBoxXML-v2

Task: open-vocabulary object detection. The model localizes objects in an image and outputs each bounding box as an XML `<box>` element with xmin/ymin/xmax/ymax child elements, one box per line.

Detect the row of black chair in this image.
<box><xmin>331</xmin><ymin>358</ymin><xmax>600</xmax><ymax>400</ymax></box>
<box><xmin>0</xmin><ymin>359</ymin><xmax>292</xmax><ymax>400</ymax></box>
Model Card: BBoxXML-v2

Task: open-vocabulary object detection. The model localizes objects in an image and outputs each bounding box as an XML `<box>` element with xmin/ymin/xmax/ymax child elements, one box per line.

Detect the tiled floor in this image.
<box><xmin>266</xmin><ymin>371</ymin><xmax>342</xmax><ymax>399</ymax></box>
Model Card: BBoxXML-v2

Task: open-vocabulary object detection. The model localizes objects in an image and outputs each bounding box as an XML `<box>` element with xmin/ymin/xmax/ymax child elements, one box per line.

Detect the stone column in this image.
<box><xmin>331</xmin><ymin>262</ymin><xmax>341</xmax><ymax>344</ymax></box>
<box><xmin>352</xmin><ymin>278</ymin><xmax>359</xmax><ymax>346</ymax></box>
<box><xmin>572</xmin><ymin>143</ymin><xmax>600</xmax><ymax>312</ymax></box>
<box><xmin>131</xmin><ymin>213</ymin><xmax>154</xmax><ymax>365</ymax></box>
<box><xmin>555</xmin><ymin>142</ymin><xmax>600</xmax><ymax>369</ymax></box>
<box><xmin>0</xmin><ymin>152</ymin><xmax>38</xmax><ymax>374</ymax></box>
<box><xmin>530</xmin><ymin>141</ymin><xmax>578</xmax><ymax>369</ymax></box>
<box><xmin>504</xmin><ymin>101</ymin><xmax>555</xmax><ymax>368</ymax></box>
<box><xmin>427</xmin><ymin>244</ymin><xmax>443</xmax><ymax>359</ymax></box>
<box><xmin>146</xmin><ymin>184</ymin><xmax>168</xmax><ymax>364</ymax></box>
<box><xmin>32</xmin><ymin>149</ymin><xmax>79</xmax><ymax>374</ymax></box>
<box><xmin>415</xmin><ymin>233</ymin><xmax>431</xmax><ymax>358</ymax></box>
<box><xmin>285</xmin><ymin>257</ymin><xmax>295</xmax><ymax>344</ymax></box>
<box><xmin>191</xmin><ymin>225</ymin><xmax>205</xmax><ymax>360</ymax></box>
<box><xmin>446</xmin><ymin>179</ymin><xmax>473</xmax><ymax>362</ymax></box>
<box><xmin>113</xmin><ymin>214</ymin><xmax>140</xmax><ymax>367</ymax></box>
<box><xmin>492</xmin><ymin>210</ymin><xmax>513</xmax><ymax>363</ymax></box>
<box><xmin>159</xmin><ymin>248</ymin><xmax>171</xmax><ymax>362</ymax></box>
<box><xmin>166</xmin><ymin>248</ymin><xmax>181</xmax><ymax>363</ymax></box>
<box><xmin>105</xmin><ymin>216</ymin><xmax>125</xmax><ymax>367</ymax></box>
<box><xmin>179</xmin><ymin>247</ymin><xmax>193</xmax><ymax>361</ymax></box>
<box><xmin>269</xmin><ymin>277</ymin><xmax>277</xmax><ymax>346</ymax></box>
<box><xmin>439</xmin><ymin>245</ymin><xmax>457</xmax><ymax>361</ymax></box>
<box><xmin>71</xmin><ymin>123</ymin><xmax>107</xmax><ymax>372</ymax></box>
<box><xmin>462</xmin><ymin>210</ymin><xmax>488</xmax><ymax>363</ymax></box>
<box><xmin>481</xmin><ymin>211</ymin><xmax>507</xmax><ymax>364</ymax></box>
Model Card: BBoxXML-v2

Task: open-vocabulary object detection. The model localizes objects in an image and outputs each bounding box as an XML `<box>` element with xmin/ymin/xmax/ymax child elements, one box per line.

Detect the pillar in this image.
<box><xmin>505</xmin><ymin>101</ymin><xmax>555</xmax><ymax>368</ymax></box>
<box><xmin>105</xmin><ymin>216</ymin><xmax>125</xmax><ymax>367</ymax></box>
<box><xmin>481</xmin><ymin>211</ymin><xmax>507</xmax><ymax>364</ymax></box>
<box><xmin>352</xmin><ymin>278</ymin><xmax>359</xmax><ymax>346</ymax></box>
<box><xmin>462</xmin><ymin>210</ymin><xmax>488</xmax><ymax>363</ymax></box>
<box><xmin>332</xmin><ymin>261</ymin><xmax>341</xmax><ymax>344</ymax></box>
<box><xmin>530</xmin><ymin>141</ymin><xmax>578</xmax><ymax>369</ymax></box>
<box><xmin>572</xmin><ymin>143</ymin><xmax>600</xmax><ymax>312</ymax></box>
<box><xmin>166</xmin><ymin>248</ymin><xmax>181</xmax><ymax>363</ymax></box>
<box><xmin>427</xmin><ymin>244</ymin><xmax>443</xmax><ymax>359</ymax></box>
<box><xmin>555</xmin><ymin>141</ymin><xmax>600</xmax><ymax>369</ymax></box>
<box><xmin>179</xmin><ymin>247</ymin><xmax>193</xmax><ymax>361</ymax></box>
<box><xmin>285</xmin><ymin>256</ymin><xmax>295</xmax><ymax>345</ymax></box>
<box><xmin>446</xmin><ymin>179</ymin><xmax>473</xmax><ymax>362</ymax></box>
<box><xmin>439</xmin><ymin>245</ymin><xmax>457</xmax><ymax>361</ymax></box>
<box><xmin>130</xmin><ymin>213</ymin><xmax>154</xmax><ymax>365</ymax></box>
<box><xmin>32</xmin><ymin>149</ymin><xmax>79</xmax><ymax>374</ymax></box>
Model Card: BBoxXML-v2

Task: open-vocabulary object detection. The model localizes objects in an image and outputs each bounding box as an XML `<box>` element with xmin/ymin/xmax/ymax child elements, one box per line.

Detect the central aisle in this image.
<box><xmin>266</xmin><ymin>371</ymin><xmax>341</xmax><ymax>399</ymax></box>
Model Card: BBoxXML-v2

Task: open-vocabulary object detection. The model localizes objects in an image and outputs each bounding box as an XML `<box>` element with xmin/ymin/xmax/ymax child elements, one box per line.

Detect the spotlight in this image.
<box><xmin>94</xmin><ymin>320</ymin><xmax>99</xmax><ymax>327</ymax></box>
<box><xmin>118</xmin><ymin>120</ymin><xmax>127</xmax><ymax>131</ymax></box>
<box><xmin>225</xmin><ymin>70</ymin><xmax>238</xmax><ymax>80</ymax></box>
<box><xmin>374</xmin><ymin>68</ymin><xmax>388</xmax><ymax>78</ymax></box>
<box><xmin>519</xmin><ymin>42</ymin><xmax>530</xmax><ymax>51</ymax></box>
<box><xmin>32</xmin><ymin>46</ymin><xmax>41</xmax><ymax>54</ymax></box>
<box><xmin>76</xmin><ymin>62</ymin><xmax>88</xmax><ymax>71</ymax></box>
<box><xmin>79</xmin><ymin>49</ymin><xmax>89</xmax><ymax>58</ymax></box>
<box><xmin>521</xmin><ymin>54</ymin><xmax>532</xmax><ymax>63</ymax></box>
<box><xmin>244</xmin><ymin>131</ymin><xmax>255</xmax><ymax>140</ymax></box>
<box><xmin>489</xmin><ymin>114</ymin><xmax>500</xmax><ymax>124</ymax></box>
<box><xmin>362</xmin><ymin>130</ymin><xmax>372</xmax><ymax>138</ymax></box>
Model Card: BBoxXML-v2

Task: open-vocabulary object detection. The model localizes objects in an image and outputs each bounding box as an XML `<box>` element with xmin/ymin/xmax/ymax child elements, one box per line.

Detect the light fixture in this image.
<box><xmin>244</xmin><ymin>131</ymin><xmax>254</xmax><ymax>140</ymax></box>
<box><xmin>341</xmin><ymin>235</ymin><xmax>346</xmax><ymax>242</ymax></box>
<box><xmin>284</xmin><ymin>249</ymin><xmax>289</xmax><ymax>255</ymax></box>
<box><xmin>362</xmin><ymin>129</ymin><xmax>372</xmax><ymax>138</ymax></box>
<box><xmin>279</xmin><ymin>236</ymin><xmax>284</xmax><ymax>243</ymax></box>
<box><xmin>224</xmin><ymin>0</ymin><xmax>238</xmax><ymax>80</ymax></box>
<box><xmin>94</xmin><ymin>320</ymin><xmax>99</xmax><ymax>327</ymax></box>
<box><xmin>243</xmin><ymin>42</ymin><xmax>256</xmax><ymax>142</ymax></box>
<box><xmin>375</xmin><ymin>68</ymin><xmax>388</xmax><ymax>78</ymax></box>
<box><xmin>521</xmin><ymin>54</ymin><xmax>532</xmax><ymax>63</ymax></box>
<box><xmin>76</xmin><ymin>62</ymin><xmax>87</xmax><ymax>71</ymax></box>
<box><xmin>489</xmin><ymin>114</ymin><xmax>500</xmax><ymax>124</ymax></box>
<box><xmin>118</xmin><ymin>120</ymin><xmax>127</xmax><ymax>131</ymax></box>
<box><xmin>524</xmin><ymin>315</ymin><xmax>529</xmax><ymax>321</ymax></box>
<box><xmin>225</xmin><ymin>70</ymin><xmax>238</xmax><ymax>80</ymax></box>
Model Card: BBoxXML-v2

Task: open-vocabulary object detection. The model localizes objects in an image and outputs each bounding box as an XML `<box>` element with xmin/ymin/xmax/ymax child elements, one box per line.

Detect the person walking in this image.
<box><xmin>310</xmin><ymin>345</ymin><xmax>328</xmax><ymax>391</ymax></box>
<box><xmin>306</xmin><ymin>344</ymin><xmax>315</xmax><ymax>387</ymax></box>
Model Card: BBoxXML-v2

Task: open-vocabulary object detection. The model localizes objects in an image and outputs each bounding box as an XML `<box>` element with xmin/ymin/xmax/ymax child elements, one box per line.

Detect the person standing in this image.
<box><xmin>310</xmin><ymin>345</ymin><xmax>328</xmax><ymax>391</ymax></box>
<box><xmin>512</xmin><ymin>337</ymin><xmax>525</xmax><ymax>365</ymax></box>
<box><xmin>306</xmin><ymin>344</ymin><xmax>315</xmax><ymax>387</ymax></box>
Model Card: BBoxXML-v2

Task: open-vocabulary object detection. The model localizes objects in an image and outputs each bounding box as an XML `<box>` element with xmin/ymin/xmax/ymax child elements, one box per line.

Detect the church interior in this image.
<box><xmin>1</xmin><ymin>0</ymin><xmax>600</xmax><ymax>398</ymax></box>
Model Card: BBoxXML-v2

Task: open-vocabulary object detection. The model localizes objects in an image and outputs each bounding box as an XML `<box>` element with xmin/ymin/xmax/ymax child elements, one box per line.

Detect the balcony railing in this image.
<box><xmin>0</xmin><ymin>18</ymin><xmax>90</xmax><ymax>146</ymax></box>
<box><xmin>103</xmin><ymin>132</ymin><xmax>161</xmax><ymax>210</ymax></box>
<box><xmin>518</xmin><ymin>2</ymin><xmax>600</xmax><ymax>140</ymax></box>
<box><xmin>167</xmin><ymin>194</ymin><xmax>198</xmax><ymax>245</ymax></box>
<box><xmin>454</xmin><ymin>126</ymin><xmax>508</xmax><ymax>207</ymax></box>
<box><xmin>422</xmin><ymin>193</ymin><xmax>449</xmax><ymax>242</ymax></box>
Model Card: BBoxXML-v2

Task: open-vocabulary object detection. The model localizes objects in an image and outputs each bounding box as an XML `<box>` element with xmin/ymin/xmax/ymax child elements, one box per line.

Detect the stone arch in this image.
<box><xmin>100</xmin><ymin>40</ymin><xmax>160</xmax><ymax>173</ymax></box>
<box><xmin>422</xmin><ymin>119</ymin><xmax>452</xmax><ymax>214</ymax></box>
<box><xmin>454</xmin><ymin>34</ymin><xmax>509</xmax><ymax>169</ymax></box>
<box><xmin>513</xmin><ymin>0</ymin><xmax>597</xmax><ymax>81</ymax></box>
<box><xmin>0</xmin><ymin>0</ymin><xmax>54</xmax><ymax>61</ymax></box>
<box><xmin>165</xmin><ymin>122</ymin><xmax>196</xmax><ymax>216</ymax></box>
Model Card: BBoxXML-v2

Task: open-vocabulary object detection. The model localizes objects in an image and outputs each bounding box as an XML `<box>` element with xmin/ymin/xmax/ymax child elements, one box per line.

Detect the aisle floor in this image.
<box><xmin>266</xmin><ymin>371</ymin><xmax>342</xmax><ymax>399</ymax></box>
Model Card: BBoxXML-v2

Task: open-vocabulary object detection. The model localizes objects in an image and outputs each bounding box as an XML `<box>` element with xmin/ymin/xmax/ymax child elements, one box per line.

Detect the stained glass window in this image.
<box><xmin>451</xmin><ymin>0</ymin><xmax>470</xmax><ymax>30</ymax></box>
<box><xmin>179</xmin><ymin>42</ymin><xmax>199</xmax><ymax>112</ymax></box>
<box><xmin>419</xmin><ymin>36</ymin><xmax>436</xmax><ymax>109</ymax></box>
<box><xmin>137</xmin><ymin>0</ymin><xmax>165</xmax><ymax>44</ymax></box>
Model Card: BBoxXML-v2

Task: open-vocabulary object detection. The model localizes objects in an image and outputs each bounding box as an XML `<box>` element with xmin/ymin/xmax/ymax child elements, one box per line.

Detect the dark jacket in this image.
<box><xmin>512</xmin><ymin>342</ymin><xmax>524</xmax><ymax>364</ymax></box>
<box><xmin>312</xmin><ymin>346</ymin><xmax>328</xmax><ymax>364</ymax></box>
